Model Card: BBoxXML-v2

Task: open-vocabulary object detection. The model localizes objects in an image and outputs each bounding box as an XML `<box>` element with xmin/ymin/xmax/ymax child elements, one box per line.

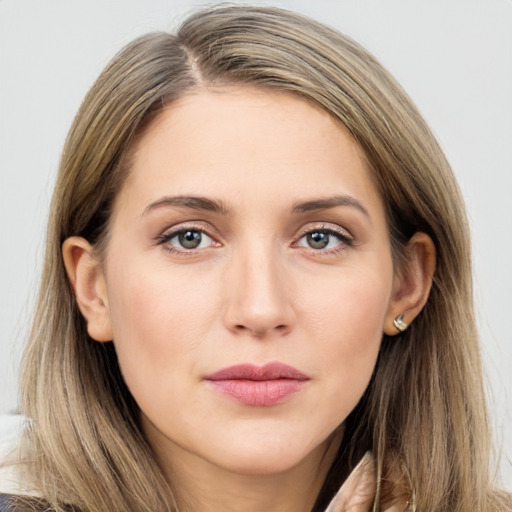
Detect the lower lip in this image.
<box><xmin>206</xmin><ymin>379</ymin><xmax>306</xmax><ymax>406</ymax></box>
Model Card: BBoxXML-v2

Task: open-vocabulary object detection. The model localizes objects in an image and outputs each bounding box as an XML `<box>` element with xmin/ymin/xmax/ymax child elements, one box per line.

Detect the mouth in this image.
<box><xmin>203</xmin><ymin>362</ymin><xmax>310</xmax><ymax>406</ymax></box>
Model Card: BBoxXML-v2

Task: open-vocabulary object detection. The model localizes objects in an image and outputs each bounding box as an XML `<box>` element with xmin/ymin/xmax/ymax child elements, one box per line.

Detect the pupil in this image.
<box><xmin>179</xmin><ymin>231</ymin><xmax>201</xmax><ymax>249</ymax></box>
<box><xmin>307</xmin><ymin>232</ymin><xmax>329</xmax><ymax>249</ymax></box>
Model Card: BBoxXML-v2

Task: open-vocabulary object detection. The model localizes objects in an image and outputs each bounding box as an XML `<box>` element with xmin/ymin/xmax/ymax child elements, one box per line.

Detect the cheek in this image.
<box><xmin>109</xmin><ymin>252</ymin><xmax>218</xmax><ymax>334</ymax></box>
<box><xmin>302</xmin><ymin>263</ymin><xmax>391</xmax><ymax>346</ymax></box>
<box><xmin>104</xmin><ymin>257</ymin><xmax>222</xmax><ymax>396</ymax></box>
<box><xmin>300</xmin><ymin>264</ymin><xmax>392</xmax><ymax>416</ymax></box>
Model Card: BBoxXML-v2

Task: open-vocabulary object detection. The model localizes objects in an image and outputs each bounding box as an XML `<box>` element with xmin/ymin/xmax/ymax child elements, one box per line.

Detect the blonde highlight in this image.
<box><xmin>8</xmin><ymin>5</ymin><xmax>510</xmax><ymax>511</ymax></box>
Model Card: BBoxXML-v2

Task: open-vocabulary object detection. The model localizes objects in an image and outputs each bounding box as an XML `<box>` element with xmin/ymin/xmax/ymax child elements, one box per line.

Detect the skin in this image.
<box><xmin>63</xmin><ymin>87</ymin><xmax>435</xmax><ymax>512</ymax></box>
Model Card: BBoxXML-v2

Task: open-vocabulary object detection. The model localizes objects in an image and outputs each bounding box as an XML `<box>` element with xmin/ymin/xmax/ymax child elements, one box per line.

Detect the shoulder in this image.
<box><xmin>0</xmin><ymin>494</ymin><xmax>14</xmax><ymax>512</ymax></box>
<box><xmin>0</xmin><ymin>494</ymin><xmax>21</xmax><ymax>512</ymax></box>
<box><xmin>0</xmin><ymin>495</ymin><xmax>11</xmax><ymax>511</ymax></box>
<box><xmin>0</xmin><ymin>415</ymin><xmax>41</xmax><ymax>500</ymax></box>
<box><xmin>0</xmin><ymin>493</ymin><xmax>52</xmax><ymax>511</ymax></box>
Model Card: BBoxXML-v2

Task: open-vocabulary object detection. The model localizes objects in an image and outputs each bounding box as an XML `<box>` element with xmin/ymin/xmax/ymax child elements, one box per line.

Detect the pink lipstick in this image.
<box><xmin>204</xmin><ymin>362</ymin><xmax>309</xmax><ymax>406</ymax></box>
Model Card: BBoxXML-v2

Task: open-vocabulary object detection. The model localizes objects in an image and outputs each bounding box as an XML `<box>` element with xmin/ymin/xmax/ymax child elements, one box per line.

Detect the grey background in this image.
<box><xmin>1</xmin><ymin>0</ymin><xmax>510</xmax><ymax>489</ymax></box>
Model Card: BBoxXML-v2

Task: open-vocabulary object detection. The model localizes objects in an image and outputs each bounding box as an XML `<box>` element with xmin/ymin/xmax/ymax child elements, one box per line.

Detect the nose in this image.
<box><xmin>222</xmin><ymin>244</ymin><xmax>295</xmax><ymax>339</ymax></box>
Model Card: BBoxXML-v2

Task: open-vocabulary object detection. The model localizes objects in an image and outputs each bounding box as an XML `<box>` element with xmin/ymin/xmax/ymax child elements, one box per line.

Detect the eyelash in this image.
<box><xmin>155</xmin><ymin>223</ymin><xmax>354</xmax><ymax>256</ymax></box>
<box><xmin>156</xmin><ymin>223</ymin><xmax>219</xmax><ymax>256</ymax></box>
<box><xmin>293</xmin><ymin>225</ymin><xmax>354</xmax><ymax>255</ymax></box>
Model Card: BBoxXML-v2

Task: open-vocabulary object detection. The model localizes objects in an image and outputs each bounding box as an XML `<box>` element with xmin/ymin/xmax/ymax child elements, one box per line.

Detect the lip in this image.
<box><xmin>204</xmin><ymin>362</ymin><xmax>309</xmax><ymax>406</ymax></box>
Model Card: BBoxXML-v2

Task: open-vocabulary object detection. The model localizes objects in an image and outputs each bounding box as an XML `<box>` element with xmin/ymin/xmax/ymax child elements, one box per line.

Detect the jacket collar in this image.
<box><xmin>324</xmin><ymin>452</ymin><xmax>411</xmax><ymax>512</ymax></box>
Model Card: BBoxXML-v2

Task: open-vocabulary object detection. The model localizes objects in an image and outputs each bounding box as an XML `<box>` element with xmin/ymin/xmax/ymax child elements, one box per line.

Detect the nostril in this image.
<box><xmin>232</xmin><ymin>323</ymin><xmax>289</xmax><ymax>337</ymax></box>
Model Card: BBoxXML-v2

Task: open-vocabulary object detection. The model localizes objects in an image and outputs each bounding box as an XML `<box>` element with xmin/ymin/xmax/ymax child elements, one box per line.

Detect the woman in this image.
<box><xmin>0</xmin><ymin>5</ymin><xmax>510</xmax><ymax>511</ymax></box>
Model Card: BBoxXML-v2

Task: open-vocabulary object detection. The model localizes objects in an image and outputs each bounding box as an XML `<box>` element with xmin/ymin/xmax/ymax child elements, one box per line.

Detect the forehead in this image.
<box><xmin>117</xmin><ymin>87</ymin><xmax>384</xmax><ymax>218</ymax></box>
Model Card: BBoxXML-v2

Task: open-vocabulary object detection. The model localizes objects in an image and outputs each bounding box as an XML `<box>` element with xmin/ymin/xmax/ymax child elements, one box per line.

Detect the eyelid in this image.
<box><xmin>292</xmin><ymin>223</ymin><xmax>355</xmax><ymax>252</ymax></box>
<box><xmin>155</xmin><ymin>222</ymin><xmax>221</xmax><ymax>253</ymax></box>
<box><xmin>295</xmin><ymin>223</ymin><xmax>354</xmax><ymax>242</ymax></box>
<box><xmin>154</xmin><ymin>221</ymin><xmax>354</xmax><ymax>255</ymax></box>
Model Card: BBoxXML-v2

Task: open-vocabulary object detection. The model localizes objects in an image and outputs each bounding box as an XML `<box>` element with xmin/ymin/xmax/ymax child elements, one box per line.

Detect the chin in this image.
<box><xmin>208</xmin><ymin>428</ymin><xmax>340</xmax><ymax>477</ymax></box>
<box><xmin>215</xmin><ymin>448</ymin><xmax>309</xmax><ymax>476</ymax></box>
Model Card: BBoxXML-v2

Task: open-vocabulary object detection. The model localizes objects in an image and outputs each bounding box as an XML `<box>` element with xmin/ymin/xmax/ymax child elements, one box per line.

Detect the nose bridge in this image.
<box><xmin>223</xmin><ymin>236</ymin><xmax>294</xmax><ymax>337</ymax></box>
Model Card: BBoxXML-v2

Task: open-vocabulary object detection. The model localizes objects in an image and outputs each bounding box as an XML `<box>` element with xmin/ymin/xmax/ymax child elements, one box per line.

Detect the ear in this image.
<box><xmin>62</xmin><ymin>236</ymin><xmax>113</xmax><ymax>342</ymax></box>
<box><xmin>384</xmin><ymin>232</ymin><xmax>436</xmax><ymax>335</ymax></box>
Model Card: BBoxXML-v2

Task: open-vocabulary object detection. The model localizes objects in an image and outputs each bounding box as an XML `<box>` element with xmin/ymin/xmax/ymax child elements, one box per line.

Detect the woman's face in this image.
<box><xmin>99</xmin><ymin>88</ymin><xmax>397</xmax><ymax>477</ymax></box>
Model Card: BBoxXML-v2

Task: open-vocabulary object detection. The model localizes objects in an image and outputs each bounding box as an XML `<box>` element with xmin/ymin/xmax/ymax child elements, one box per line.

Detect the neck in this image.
<box><xmin>151</xmin><ymin>430</ymin><xmax>343</xmax><ymax>512</ymax></box>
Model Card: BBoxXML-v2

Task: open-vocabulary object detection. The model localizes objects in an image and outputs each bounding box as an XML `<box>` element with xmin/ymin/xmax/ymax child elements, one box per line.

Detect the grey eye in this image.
<box><xmin>166</xmin><ymin>229</ymin><xmax>214</xmax><ymax>250</ymax></box>
<box><xmin>306</xmin><ymin>232</ymin><xmax>330</xmax><ymax>249</ymax></box>
<box><xmin>297</xmin><ymin>229</ymin><xmax>349</xmax><ymax>251</ymax></box>
<box><xmin>178</xmin><ymin>230</ymin><xmax>203</xmax><ymax>249</ymax></box>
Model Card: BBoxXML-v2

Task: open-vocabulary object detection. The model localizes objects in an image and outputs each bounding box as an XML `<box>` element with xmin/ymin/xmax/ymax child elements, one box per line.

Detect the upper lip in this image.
<box><xmin>204</xmin><ymin>362</ymin><xmax>309</xmax><ymax>381</ymax></box>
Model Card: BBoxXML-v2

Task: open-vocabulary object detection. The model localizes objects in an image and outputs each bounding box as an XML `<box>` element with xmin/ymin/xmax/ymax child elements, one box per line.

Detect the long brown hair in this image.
<box><xmin>13</xmin><ymin>5</ymin><xmax>511</xmax><ymax>511</ymax></box>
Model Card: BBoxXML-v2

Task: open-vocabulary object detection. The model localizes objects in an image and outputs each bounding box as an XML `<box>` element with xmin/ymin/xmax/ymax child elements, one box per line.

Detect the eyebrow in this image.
<box><xmin>292</xmin><ymin>195</ymin><xmax>370</xmax><ymax>217</ymax></box>
<box><xmin>143</xmin><ymin>195</ymin><xmax>232</xmax><ymax>216</ymax></box>
<box><xmin>143</xmin><ymin>194</ymin><xmax>369</xmax><ymax>218</ymax></box>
